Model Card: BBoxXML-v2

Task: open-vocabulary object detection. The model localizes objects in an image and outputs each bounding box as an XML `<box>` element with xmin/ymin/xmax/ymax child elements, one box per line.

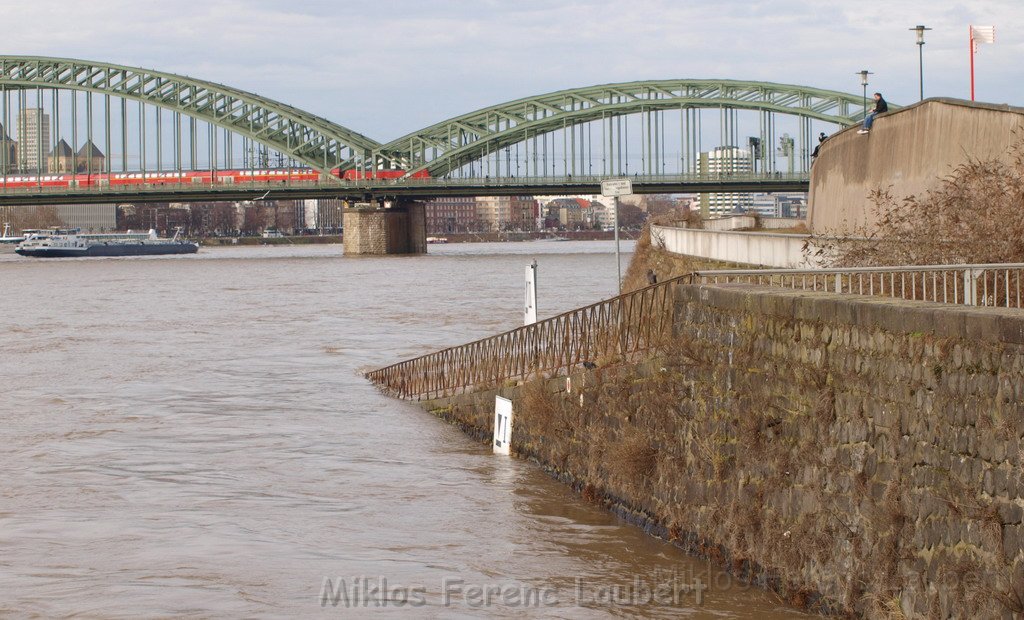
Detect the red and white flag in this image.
<box><xmin>969</xmin><ymin>25</ymin><xmax>997</xmax><ymax>100</ymax></box>
<box><xmin>971</xmin><ymin>25</ymin><xmax>996</xmax><ymax>50</ymax></box>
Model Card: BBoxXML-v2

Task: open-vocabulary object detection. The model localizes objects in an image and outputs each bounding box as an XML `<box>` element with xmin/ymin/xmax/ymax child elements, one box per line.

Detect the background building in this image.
<box><xmin>76</xmin><ymin>141</ymin><xmax>106</xmax><ymax>173</ymax></box>
<box><xmin>16</xmin><ymin>108</ymin><xmax>50</xmax><ymax>172</ymax></box>
<box><xmin>49</xmin><ymin>140</ymin><xmax>75</xmax><ymax>173</ymax></box>
<box><xmin>424</xmin><ymin>196</ymin><xmax>477</xmax><ymax>233</ymax></box>
<box><xmin>474</xmin><ymin>196</ymin><xmax>538</xmax><ymax>231</ymax></box>
<box><xmin>0</xmin><ymin>123</ymin><xmax>16</xmax><ymax>172</ymax></box>
<box><xmin>2</xmin><ymin>203</ymin><xmax>117</xmax><ymax>232</ymax></box>
<box><xmin>747</xmin><ymin>192</ymin><xmax>808</xmax><ymax>218</ymax></box>
<box><xmin>699</xmin><ymin>146</ymin><xmax>753</xmax><ymax>216</ymax></box>
<box><xmin>545</xmin><ymin>197</ymin><xmax>588</xmax><ymax>229</ymax></box>
<box><xmin>303</xmin><ymin>198</ymin><xmax>344</xmax><ymax>233</ymax></box>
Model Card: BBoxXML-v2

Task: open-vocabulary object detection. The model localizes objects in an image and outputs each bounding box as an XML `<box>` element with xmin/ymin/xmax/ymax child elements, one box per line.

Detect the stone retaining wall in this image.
<box><xmin>424</xmin><ymin>284</ymin><xmax>1024</xmax><ymax>617</ymax></box>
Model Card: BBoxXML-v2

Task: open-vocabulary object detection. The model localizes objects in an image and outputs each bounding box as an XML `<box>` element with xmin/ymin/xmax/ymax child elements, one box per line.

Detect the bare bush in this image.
<box><xmin>812</xmin><ymin>135</ymin><xmax>1024</xmax><ymax>267</ymax></box>
<box><xmin>5</xmin><ymin>205</ymin><xmax>62</xmax><ymax>233</ymax></box>
<box><xmin>608</xmin><ymin>432</ymin><xmax>658</xmax><ymax>483</ymax></box>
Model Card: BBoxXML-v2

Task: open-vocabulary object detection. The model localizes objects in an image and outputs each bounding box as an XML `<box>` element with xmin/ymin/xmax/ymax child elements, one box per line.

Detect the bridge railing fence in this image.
<box><xmin>0</xmin><ymin>171</ymin><xmax>811</xmax><ymax>198</ymax></box>
<box><xmin>692</xmin><ymin>263</ymin><xmax>1024</xmax><ymax>308</ymax></box>
<box><xmin>365</xmin><ymin>275</ymin><xmax>682</xmax><ymax>400</ymax></box>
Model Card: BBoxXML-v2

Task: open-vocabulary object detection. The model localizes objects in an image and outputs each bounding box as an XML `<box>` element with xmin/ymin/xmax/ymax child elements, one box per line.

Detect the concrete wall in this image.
<box><xmin>687</xmin><ymin>216</ymin><xmax>805</xmax><ymax>232</ymax></box>
<box><xmin>759</xmin><ymin>216</ymin><xmax>806</xmax><ymax>230</ymax></box>
<box><xmin>703</xmin><ymin>215</ymin><xmax>757</xmax><ymax>231</ymax></box>
<box><xmin>809</xmin><ymin>98</ymin><xmax>1024</xmax><ymax>234</ymax></box>
<box><xmin>652</xmin><ymin>224</ymin><xmax>812</xmax><ymax>268</ymax></box>
<box><xmin>424</xmin><ymin>285</ymin><xmax>1024</xmax><ymax>617</ymax></box>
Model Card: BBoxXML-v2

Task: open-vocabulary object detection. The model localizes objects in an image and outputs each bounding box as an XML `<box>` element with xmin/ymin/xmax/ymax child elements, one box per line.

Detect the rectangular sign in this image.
<box><xmin>601</xmin><ymin>178</ymin><xmax>633</xmax><ymax>197</ymax></box>
<box><xmin>493</xmin><ymin>397</ymin><xmax>513</xmax><ymax>455</ymax></box>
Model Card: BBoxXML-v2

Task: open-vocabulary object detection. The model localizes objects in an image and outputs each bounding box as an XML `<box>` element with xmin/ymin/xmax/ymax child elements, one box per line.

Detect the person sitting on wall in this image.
<box><xmin>857</xmin><ymin>93</ymin><xmax>888</xmax><ymax>134</ymax></box>
<box><xmin>811</xmin><ymin>132</ymin><xmax>828</xmax><ymax>159</ymax></box>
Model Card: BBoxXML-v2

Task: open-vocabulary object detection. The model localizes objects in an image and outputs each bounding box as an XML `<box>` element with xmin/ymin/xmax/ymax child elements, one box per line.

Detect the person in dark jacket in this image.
<box><xmin>857</xmin><ymin>93</ymin><xmax>888</xmax><ymax>134</ymax></box>
<box><xmin>811</xmin><ymin>132</ymin><xmax>828</xmax><ymax>159</ymax></box>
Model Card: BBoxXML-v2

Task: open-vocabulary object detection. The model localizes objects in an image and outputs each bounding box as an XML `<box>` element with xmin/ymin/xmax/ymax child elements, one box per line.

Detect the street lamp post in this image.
<box><xmin>856</xmin><ymin>70</ymin><xmax>873</xmax><ymax>116</ymax></box>
<box><xmin>910</xmin><ymin>25</ymin><xmax>932</xmax><ymax>101</ymax></box>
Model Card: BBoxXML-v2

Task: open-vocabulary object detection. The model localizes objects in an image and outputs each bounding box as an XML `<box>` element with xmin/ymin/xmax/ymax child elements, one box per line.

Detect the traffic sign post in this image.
<box><xmin>600</xmin><ymin>178</ymin><xmax>633</xmax><ymax>197</ymax></box>
<box><xmin>601</xmin><ymin>179</ymin><xmax>633</xmax><ymax>293</ymax></box>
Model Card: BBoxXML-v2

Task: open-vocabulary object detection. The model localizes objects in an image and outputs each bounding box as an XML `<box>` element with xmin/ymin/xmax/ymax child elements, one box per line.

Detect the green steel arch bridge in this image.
<box><xmin>0</xmin><ymin>56</ymin><xmax>879</xmax><ymax>205</ymax></box>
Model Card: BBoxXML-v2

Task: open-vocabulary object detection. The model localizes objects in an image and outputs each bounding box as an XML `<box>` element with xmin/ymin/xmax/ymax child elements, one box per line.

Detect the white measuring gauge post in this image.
<box><xmin>493</xmin><ymin>396</ymin><xmax>513</xmax><ymax>456</ymax></box>
<box><xmin>524</xmin><ymin>260</ymin><xmax>538</xmax><ymax>326</ymax></box>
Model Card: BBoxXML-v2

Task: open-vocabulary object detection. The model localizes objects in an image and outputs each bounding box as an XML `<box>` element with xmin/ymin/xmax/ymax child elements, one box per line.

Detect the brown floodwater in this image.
<box><xmin>0</xmin><ymin>241</ymin><xmax>807</xmax><ymax>618</ymax></box>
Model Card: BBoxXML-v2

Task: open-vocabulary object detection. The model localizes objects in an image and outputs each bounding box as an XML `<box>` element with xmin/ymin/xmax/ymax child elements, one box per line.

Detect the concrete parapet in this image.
<box><xmin>809</xmin><ymin>98</ymin><xmax>1024</xmax><ymax>234</ymax></box>
<box><xmin>651</xmin><ymin>224</ymin><xmax>814</xmax><ymax>268</ymax></box>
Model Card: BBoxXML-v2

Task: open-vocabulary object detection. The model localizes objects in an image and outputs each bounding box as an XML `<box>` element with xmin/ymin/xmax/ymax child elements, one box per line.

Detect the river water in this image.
<box><xmin>0</xmin><ymin>241</ymin><xmax>804</xmax><ymax>618</ymax></box>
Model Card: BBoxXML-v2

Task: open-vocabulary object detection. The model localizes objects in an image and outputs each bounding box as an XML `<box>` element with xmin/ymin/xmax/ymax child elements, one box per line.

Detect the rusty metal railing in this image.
<box><xmin>365</xmin><ymin>275</ymin><xmax>683</xmax><ymax>400</ymax></box>
<box><xmin>367</xmin><ymin>262</ymin><xmax>1024</xmax><ymax>401</ymax></box>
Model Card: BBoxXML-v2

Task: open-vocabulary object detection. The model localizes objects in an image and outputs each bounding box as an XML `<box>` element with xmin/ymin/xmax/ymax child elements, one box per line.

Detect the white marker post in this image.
<box><xmin>493</xmin><ymin>396</ymin><xmax>513</xmax><ymax>455</ymax></box>
<box><xmin>601</xmin><ymin>178</ymin><xmax>633</xmax><ymax>293</ymax></box>
<box><xmin>524</xmin><ymin>260</ymin><xmax>538</xmax><ymax>326</ymax></box>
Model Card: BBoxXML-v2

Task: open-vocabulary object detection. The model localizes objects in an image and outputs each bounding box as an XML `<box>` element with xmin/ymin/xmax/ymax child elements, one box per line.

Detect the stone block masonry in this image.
<box><xmin>423</xmin><ymin>284</ymin><xmax>1024</xmax><ymax>617</ymax></box>
<box><xmin>342</xmin><ymin>200</ymin><xmax>426</xmax><ymax>255</ymax></box>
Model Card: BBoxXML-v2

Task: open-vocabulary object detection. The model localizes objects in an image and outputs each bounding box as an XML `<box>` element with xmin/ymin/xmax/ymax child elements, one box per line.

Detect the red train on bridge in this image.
<box><xmin>0</xmin><ymin>167</ymin><xmax>430</xmax><ymax>190</ymax></box>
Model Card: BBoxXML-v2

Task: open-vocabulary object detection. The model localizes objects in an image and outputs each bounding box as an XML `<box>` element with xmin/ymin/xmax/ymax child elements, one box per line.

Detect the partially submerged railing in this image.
<box><xmin>693</xmin><ymin>263</ymin><xmax>1024</xmax><ymax>308</ymax></box>
<box><xmin>368</xmin><ymin>263</ymin><xmax>1024</xmax><ymax>401</ymax></box>
<box><xmin>366</xmin><ymin>275</ymin><xmax>682</xmax><ymax>400</ymax></box>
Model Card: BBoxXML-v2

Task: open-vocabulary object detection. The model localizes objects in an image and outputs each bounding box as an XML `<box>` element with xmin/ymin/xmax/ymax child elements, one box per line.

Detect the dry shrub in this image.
<box><xmin>608</xmin><ymin>432</ymin><xmax>658</xmax><ymax>483</ymax></box>
<box><xmin>621</xmin><ymin>223</ymin><xmax>699</xmax><ymax>293</ymax></box>
<box><xmin>992</xmin><ymin>563</ymin><xmax>1024</xmax><ymax>614</ymax></box>
<box><xmin>517</xmin><ymin>380</ymin><xmax>568</xmax><ymax>437</ymax></box>
<box><xmin>3</xmin><ymin>205</ymin><xmax>62</xmax><ymax>233</ymax></box>
<box><xmin>867</xmin><ymin>480</ymin><xmax>909</xmax><ymax>587</ymax></box>
<box><xmin>937</xmin><ymin>551</ymin><xmax>995</xmax><ymax>614</ymax></box>
<box><xmin>862</xmin><ymin>593</ymin><xmax>908</xmax><ymax>620</ymax></box>
<box><xmin>812</xmin><ymin>133</ymin><xmax>1024</xmax><ymax>267</ymax></box>
<box><xmin>812</xmin><ymin>386</ymin><xmax>837</xmax><ymax>424</ymax></box>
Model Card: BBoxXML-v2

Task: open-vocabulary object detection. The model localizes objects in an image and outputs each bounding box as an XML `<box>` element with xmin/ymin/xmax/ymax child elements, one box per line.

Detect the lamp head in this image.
<box><xmin>910</xmin><ymin>25</ymin><xmax>932</xmax><ymax>45</ymax></box>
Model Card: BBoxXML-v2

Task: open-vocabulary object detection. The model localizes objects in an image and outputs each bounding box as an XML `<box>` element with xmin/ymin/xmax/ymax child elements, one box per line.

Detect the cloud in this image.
<box><xmin>3</xmin><ymin>0</ymin><xmax>1022</xmax><ymax>140</ymax></box>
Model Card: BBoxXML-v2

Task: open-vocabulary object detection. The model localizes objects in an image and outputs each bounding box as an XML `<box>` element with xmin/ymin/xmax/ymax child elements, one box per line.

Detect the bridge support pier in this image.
<box><xmin>342</xmin><ymin>199</ymin><xmax>426</xmax><ymax>256</ymax></box>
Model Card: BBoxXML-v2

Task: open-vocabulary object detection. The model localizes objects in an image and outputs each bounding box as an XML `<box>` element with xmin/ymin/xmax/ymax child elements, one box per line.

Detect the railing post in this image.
<box><xmin>964</xmin><ymin>268</ymin><xmax>981</xmax><ymax>306</ymax></box>
<box><xmin>834</xmin><ymin>273</ymin><xmax>842</xmax><ymax>293</ymax></box>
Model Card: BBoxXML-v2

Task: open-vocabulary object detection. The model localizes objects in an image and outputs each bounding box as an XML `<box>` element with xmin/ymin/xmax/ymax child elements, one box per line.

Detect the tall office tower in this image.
<box><xmin>17</xmin><ymin>108</ymin><xmax>50</xmax><ymax>172</ymax></box>
<box><xmin>699</xmin><ymin>146</ymin><xmax>753</xmax><ymax>216</ymax></box>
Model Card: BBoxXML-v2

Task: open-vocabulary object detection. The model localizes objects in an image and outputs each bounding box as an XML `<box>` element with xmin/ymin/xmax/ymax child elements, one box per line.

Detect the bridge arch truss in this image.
<box><xmin>0</xmin><ymin>56</ymin><xmax>380</xmax><ymax>176</ymax></box>
<box><xmin>374</xmin><ymin>80</ymin><xmax>875</xmax><ymax>179</ymax></box>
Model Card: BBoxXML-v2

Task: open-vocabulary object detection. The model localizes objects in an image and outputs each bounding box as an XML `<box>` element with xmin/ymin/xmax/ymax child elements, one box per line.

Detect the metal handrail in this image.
<box><xmin>366</xmin><ymin>274</ymin><xmax>684</xmax><ymax>400</ymax></box>
<box><xmin>366</xmin><ymin>262</ymin><xmax>1024</xmax><ymax>400</ymax></box>
<box><xmin>692</xmin><ymin>263</ymin><xmax>1024</xmax><ymax>308</ymax></box>
<box><xmin>695</xmin><ymin>262</ymin><xmax>1024</xmax><ymax>276</ymax></box>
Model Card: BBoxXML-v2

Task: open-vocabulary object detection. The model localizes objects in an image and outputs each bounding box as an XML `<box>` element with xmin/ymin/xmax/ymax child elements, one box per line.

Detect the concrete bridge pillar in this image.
<box><xmin>342</xmin><ymin>199</ymin><xmax>427</xmax><ymax>255</ymax></box>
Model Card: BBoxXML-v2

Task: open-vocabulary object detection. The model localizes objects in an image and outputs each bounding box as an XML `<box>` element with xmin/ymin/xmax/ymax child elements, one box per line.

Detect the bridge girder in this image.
<box><xmin>372</xmin><ymin>79</ymin><xmax>884</xmax><ymax>178</ymax></box>
<box><xmin>0</xmin><ymin>56</ymin><xmax>381</xmax><ymax>173</ymax></box>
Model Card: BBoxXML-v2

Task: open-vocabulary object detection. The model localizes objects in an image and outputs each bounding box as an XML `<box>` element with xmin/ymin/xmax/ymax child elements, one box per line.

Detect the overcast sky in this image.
<box><xmin>3</xmin><ymin>0</ymin><xmax>1021</xmax><ymax>141</ymax></box>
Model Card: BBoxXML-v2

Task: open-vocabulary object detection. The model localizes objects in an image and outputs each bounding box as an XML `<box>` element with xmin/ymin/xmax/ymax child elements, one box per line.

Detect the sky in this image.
<box><xmin>2</xmin><ymin>0</ymin><xmax>1022</xmax><ymax>142</ymax></box>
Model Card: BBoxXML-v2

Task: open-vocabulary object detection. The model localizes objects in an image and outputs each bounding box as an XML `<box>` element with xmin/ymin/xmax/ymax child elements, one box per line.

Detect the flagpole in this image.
<box><xmin>970</xmin><ymin>26</ymin><xmax>976</xmax><ymax>101</ymax></box>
